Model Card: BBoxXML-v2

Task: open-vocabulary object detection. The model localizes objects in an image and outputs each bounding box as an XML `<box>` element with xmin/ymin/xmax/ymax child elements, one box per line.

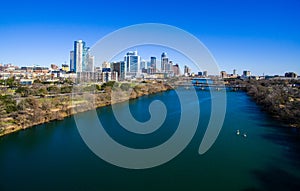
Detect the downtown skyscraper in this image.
<box><xmin>161</xmin><ymin>52</ymin><xmax>172</xmax><ymax>73</ymax></box>
<box><xmin>161</xmin><ymin>52</ymin><xmax>168</xmax><ymax>72</ymax></box>
<box><xmin>70</xmin><ymin>40</ymin><xmax>94</xmax><ymax>73</ymax></box>
<box><xmin>124</xmin><ymin>51</ymin><xmax>140</xmax><ymax>76</ymax></box>
<box><xmin>150</xmin><ymin>56</ymin><xmax>156</xmax><ymax>71</ymax></box>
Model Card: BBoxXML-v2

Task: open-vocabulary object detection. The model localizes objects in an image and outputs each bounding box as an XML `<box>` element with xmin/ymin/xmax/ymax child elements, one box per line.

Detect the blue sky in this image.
<box><xmin>1</xmin><ymin>0</ymin><xmax>300</xmax><ymax>75</ymax></box>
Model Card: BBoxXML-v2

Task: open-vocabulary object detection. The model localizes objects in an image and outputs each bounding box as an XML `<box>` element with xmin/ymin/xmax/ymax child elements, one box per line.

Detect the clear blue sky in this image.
<box><xmin>1</xmin><ymin>0</ymin><xmax>300</xmax><ymax>75</ymax></box>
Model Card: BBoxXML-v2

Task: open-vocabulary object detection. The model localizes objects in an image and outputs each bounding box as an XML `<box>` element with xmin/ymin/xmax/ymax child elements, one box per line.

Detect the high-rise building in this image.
<box><xmin>233</xmin><ymin>69</ymin><xmax>237</xmax><ymax>75</ymax></box>
<box><xmin>203</xmin><ymin>71</ymin><xmax>208</xmax><ymax>77</ymax></box>
<box><xmin>87</xmin><ymin>54</ymin><xmax>95</xmax><ymax>72</ymax></box>
<box><xmin>161</xmin><ymin>52</ymin><xmax>168</xmax><ymax>72</ymax></box>
<box><xmin>84</xmin><ymin>48</ymin><xmax>94</xmax><ymax>72</ymax></box>
<box><xmin>243</xmin><ymin>70</ymin><xmax>251</xmax><ymax>77</ymax></box>
<box><xmin>184</xmin><ymin>65</ymin><xmax>191</xmax><ymax>76</ymax></box>
<box><xmin>112</xmin><ymin>61</ymin><xmax>126</xmax><ymax>81</ymax></box>
<box><xmin>165</xmin><ymin>61</ymin><xmax>172</xmax><ymax>72</ymax></box>
<box><xmin>73</xmin><ymin>40</ymin><xmax>85</xmax><ymax>72</ymax></box>
<box><xmin>71</xmin><ymin>40</ymin><xmax>94</xmax><ymax>73</ymax></box>
<box><xmin>172</xmin><ymin>64</ymin><xmax>180</xmax><ymax>76</ymax></box>
<box><xmin>140</xmin><ymin>60</ymin><xmax>148</xmax><ymax>70</ymax></box>
<box><xmin>70</xmin><ymin>51</ymin><xmax>74</xmax><ymax>72</ymax></box>
<box><xmin>220</xmin><ymin>71</ymin><xmax>227</xmax><ymax>78</ymax></box>
<box><xmin>124</xmin><ymin>51</ymin><xmax>140</xmax><ymax>75</ymax></box>
<box><xmin>150</xmin><ymin>56</ymin><xmax>156</xmax><ymax>71</ymax></box>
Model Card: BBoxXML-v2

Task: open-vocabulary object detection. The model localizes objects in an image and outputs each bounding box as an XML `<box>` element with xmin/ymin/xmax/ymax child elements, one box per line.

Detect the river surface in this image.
<box><xmin>1</xmin><ymin>88</ymin><xmax>300</xmax><ymax>191</ymax></box>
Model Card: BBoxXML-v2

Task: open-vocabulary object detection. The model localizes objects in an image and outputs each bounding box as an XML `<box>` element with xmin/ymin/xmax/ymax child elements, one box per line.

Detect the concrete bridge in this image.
<box><xmin>174</xmin><ymin>78</ymin><xmax>247</xmax><ymax>91</ymax></box>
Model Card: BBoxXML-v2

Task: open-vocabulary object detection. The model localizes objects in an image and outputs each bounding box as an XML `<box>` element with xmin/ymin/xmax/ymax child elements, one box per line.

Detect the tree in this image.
<box><xmin>120</xmin><ymin>83</ymin><xmax>131</xmax><ymax>91</ymax></box>
<box><xmin>38</xmin><ymin>87</ymin><xmax>48</xmax><ymax>96</ymax></box>
<box><xmin>106</xmin><ymin>81</ymin><xmax>116</xmax><ymax>87</ymax></box>
<box><xmin>61</xmin><ymin>86</ymin><xmax>72</xmax><ymax>94</ymax></box>
<box><xmin>6</xmin><ymin>77</ymin><xmax>16</xmax><ymax>87</ymax></box>
<box><xmin>15</xmin><ymin>86</ymin><xmax>30</xmax><ymax>97</ymax></box>
<box><xmin>34</xmin><ymin>79</ymin><xmax>42</xmax><ymax>84</ymax></box>
<box><xmin>0</xmin><ymin>95</ymin><xmax>17</xmax><ymax>114</ymax></box>
<box><xmin>96</xmin><ymin>84</ymin><xmax>102</xmax><ymax>91</ymax></box>
<box><xmin>47</xmin><ymin>86</ymin><xmax>60</xmax><ymax>94</ymax></box>
<box><xmin>83</xmin><ymin>85</ymin><xmax>96</xmax><ymax>92</ymax></box>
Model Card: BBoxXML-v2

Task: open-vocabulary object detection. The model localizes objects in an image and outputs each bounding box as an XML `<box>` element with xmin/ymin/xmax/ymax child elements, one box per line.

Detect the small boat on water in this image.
<box><xmin>236</xmin><ymin>129</ymin><xmax>247</xmax><ymax>138</ymax></box>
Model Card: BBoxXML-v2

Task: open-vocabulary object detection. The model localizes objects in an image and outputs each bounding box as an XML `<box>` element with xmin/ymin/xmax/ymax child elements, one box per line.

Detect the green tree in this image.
<box><xmin>96</xmin><ymin>84</ymin><xmax>102</xmax><ymax>91</ymax></box>
<box><xmin>120</xmin><ymin>83</ymin><xmax>131</xmax><ymax>91</ymax></box>
<box><xmin>61</xmin><ymin>86</ymin><xmax>72</xmax><ymax>94</ymax></box>
<box><xmin>6</xmin><ymin>77</ymin><xmax>16</xmax><ymax>87</ymax></box>
<box><xmin>15</xmin><ymin>86</ymin><xmax>31</xmax><ymax>97</ymax></box>
<box><xmin>83</xmin><ymin>85</ymin><xmax>96</xmax><ymax>92</ymax></box>
<box><xmin>34</xmin><ymin>79</ymin><xmax>42</xmax><ymax>84</ymax></box>
<box><xmin>0</xmin><ymin>77</ymin><xmax>16</xmax><ymax>87</ymax></box>
<box><xmin>106</xmin><ymin>81</ymin><xmax>116</xmax><ymax>87</ymax></box>
<box><xmin>47</xmin><ymin>86</ymin><xmax>60</xmax><ymax>94</ymax></box>
<box><xmin>38</xmin><ymin>87</ymin><xmax>48</xmax><ymax>96</ymax></box>
<box><xmin>0</xmin><ymin>95</ymin><xmax>17</xmax><ymax>114</ymax></box>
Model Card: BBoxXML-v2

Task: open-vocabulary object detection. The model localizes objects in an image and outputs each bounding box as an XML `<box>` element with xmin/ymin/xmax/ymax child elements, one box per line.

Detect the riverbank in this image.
<box><xmin>2</xmin><ymin>84</ymin><xmax>300</xmax><ymax>191</ymax></box>
<box><xmin>243</xmin><ymin>79</ymin><xmax>300</xmax><ymax>128</ymax></box>
<box><xmin>0</xmin><ymin>81</ymin><xmax>172</xmax><ymax>137</ymax></box>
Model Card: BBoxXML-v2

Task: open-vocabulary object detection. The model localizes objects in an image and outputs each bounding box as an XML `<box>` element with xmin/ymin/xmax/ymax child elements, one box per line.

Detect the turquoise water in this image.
<box><xmin>1</xmin><ymin>89</ymin><xmax>300</xmax><ymax>191</ymax></box>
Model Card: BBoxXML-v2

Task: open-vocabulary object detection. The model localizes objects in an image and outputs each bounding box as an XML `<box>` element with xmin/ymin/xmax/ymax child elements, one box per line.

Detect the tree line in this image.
<box><xmin>245</xmin><ymin>79</ymin><xmax>300</xmax><ymax>127</ymax></box>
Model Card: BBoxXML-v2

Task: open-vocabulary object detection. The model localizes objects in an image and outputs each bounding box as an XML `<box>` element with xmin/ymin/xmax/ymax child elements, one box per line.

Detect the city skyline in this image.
<box><xmin>1</xmin><ymin>0</ymin><xmax>300</xmax><ymax>76</ymax></box>
<box><xmin>0</xmin><ymin>41</ymin><xmax>298</xmax><ymax>78</ymax></box>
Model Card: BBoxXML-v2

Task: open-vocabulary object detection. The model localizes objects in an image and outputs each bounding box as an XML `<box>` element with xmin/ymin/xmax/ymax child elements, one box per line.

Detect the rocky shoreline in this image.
<box><xmin>0</xmin><ymin>81</ymin><xmax>173</xmax><ymax>137</ymax></box>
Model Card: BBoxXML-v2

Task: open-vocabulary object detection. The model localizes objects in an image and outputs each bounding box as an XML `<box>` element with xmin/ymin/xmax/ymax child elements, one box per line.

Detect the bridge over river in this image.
<box><xmin>174</xmin><ymin>78</ymin><xmax>247</xmax><ymax>91</ymax></box>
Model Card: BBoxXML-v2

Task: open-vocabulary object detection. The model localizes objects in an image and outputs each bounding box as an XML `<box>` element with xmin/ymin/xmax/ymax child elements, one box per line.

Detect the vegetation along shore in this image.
<box><xmin>1</xmin><ymin>77</ymin><xmax>299</xmax><ymax>137</ymax></box>
<box><xmin>226</xmin><ymin>78</ymin><xmax>300</xmax><ymax>128</ymax></box>
<box><xmin>0</xmin><ymin>79</ymin><xmax>172</xmax><ymax>136</ymax></box>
